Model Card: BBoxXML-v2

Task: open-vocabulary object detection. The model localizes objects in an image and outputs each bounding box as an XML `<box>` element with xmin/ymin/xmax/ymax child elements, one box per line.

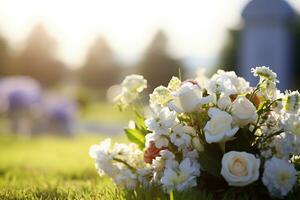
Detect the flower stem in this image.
<box><xmin>219</xmin><ymin>142</ymin><xmax>226</xmax><ymax>153</ymax></box>
<box><xmin>169</xmin><ymin>190</ymin><xmax>174</xmax><ymax>200</ymax></box>
<box><xmin>113</xmin><ymin>157</ymin><xmax>136</xmax><ymax>172</ymax></box>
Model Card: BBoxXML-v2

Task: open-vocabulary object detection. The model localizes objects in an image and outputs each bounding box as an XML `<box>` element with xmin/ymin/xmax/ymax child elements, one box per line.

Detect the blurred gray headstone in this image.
<box><xmin>239</xmin><ymin>0</ymin><xmax>295</xmax><ymax>90</ymax></box>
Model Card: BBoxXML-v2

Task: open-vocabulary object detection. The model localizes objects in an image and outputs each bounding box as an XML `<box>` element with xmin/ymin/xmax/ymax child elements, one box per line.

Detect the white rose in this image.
<box><xmin>204</xmin><ymin>108</ymin><xmax>239</xmax><ymax>143</ymax></box>
<box><xmin>168</xmin><ymin>82</ymin><xmax>213</xmax><ymax>113</ymax></box>
<box><xmin>221</xmin><ymin>151</ymin><xmax>260</xmax><ymax>187</ymax></box>
<box><xmin>217</xmin><ymin>95</ymin><xmax>232</xmax><ymax>110</ymax></box>
<box><xmin>231</xmin><ymin>96</ymin><xmax>257</xmax><ymax>127</ymax></box>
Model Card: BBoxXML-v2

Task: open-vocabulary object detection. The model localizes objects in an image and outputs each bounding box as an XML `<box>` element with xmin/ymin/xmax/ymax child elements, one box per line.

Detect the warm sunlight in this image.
<box><xmin>0</xmin><ymin>0</ymin><xmax>299</xmax><ymax>67</ymax></box>
<box><xmin>0</xmin><ymin>0</ymin><xmax>247</xmax><ymax>67</ymax></box>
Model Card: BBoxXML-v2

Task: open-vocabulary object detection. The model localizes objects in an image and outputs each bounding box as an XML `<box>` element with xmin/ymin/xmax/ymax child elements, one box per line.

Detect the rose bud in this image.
<box><xmin>144</xmin><ymin>141</ymin><xmax>165</xmax><ymax>164</ymax></box>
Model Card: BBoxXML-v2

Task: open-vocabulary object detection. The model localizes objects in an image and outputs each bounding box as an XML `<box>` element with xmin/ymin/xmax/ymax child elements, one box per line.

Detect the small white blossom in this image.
<box><xmin>121</xmin><ymin>74</ymin><xmax>147</xmax><ymax>93</ymax></box>
<box><xmin>150</xmin><ymin>86</ymin><xmax>173</xmax><ymax>106</ymax></box>
<box><xmin>146</xmin><ymin>132</ymin><xmax>169</xmax><ymax>148</ymax></box>
<box><xmin>170</xmin><ymin>125</ymin><xmax>195</xmax><ymax>148</ymax></box>
<box><xmin>270</xmin><ymin>132</ymin><xmax>294</xmax><ymax>159</ymax></box>
<box><xmin>152</xmin><ymin>150</ymin><xmax>178</xmax><ymax>182</ymax></box>
<box><xmin>251</xmin><ymin>66</ymin><xmax>278</xmax><ymax>82</ymax></box>
<box><xmin>270</xmin><ymin>133</ymin><xmax>300</xmax><ymax>157</ymax></box>
<box><xmin>114</xmin><ymin>74</ymin><xmax>147</xmax><ymax>107</ymax></box>
<box><xmin>260</xmin><ymin>111</ymin><xmax>282</xmax><ymax>135</ymax></box>
<box><xmin>137</xmin><ymin>166</ymin><xmax>153</xmax><ymax>187</ymax></box>
<box><xmin>161</xmin><ymin>158</ymin><xmax>200</xmax><ymax>192</ymax></box>
<box><xmin>206</xmin><ymin>70</ymin><xmax>250</xmax><ymax>96</ymax></box>
<box><xmin>282</xmin><ymin>113</ymin><xmax>300</xmax><ymax>136</ymax></box>
<box><xmin>283</xmin><ymin>91</ymin><xmax>300</xmax><ymax>113</ymax></box>
<box><xmin>251</xmin><ymin>66</ymin><xmax>279</xmax><ymax>100</ymax></box>
<box><xmin>89</xmin><ymin>139</ymin><xmax>144</xmax><ymax>190</ymax></box>
<box><xmin>115</xmin><ymin>168</ymin><xmax>137</xmax><ymax>190</ymax></box>
<box><xmin>145</xmin><ymin>107</ymin><xmax>177</xmax><ymax>134</ymax></box>
<box><xmin>262</xmin><ymin>157</ymin><xmax>297</xmax><ymax>198</ymax></box>
<box><xmin>152</xmin><ymin>150</ymin><xmax>177</xmax><ymax>171</ymax></box>
<box><xmin>167</xmin><ymin>76</ymin><xmax>181</xmax><ymax>91</ymax></box>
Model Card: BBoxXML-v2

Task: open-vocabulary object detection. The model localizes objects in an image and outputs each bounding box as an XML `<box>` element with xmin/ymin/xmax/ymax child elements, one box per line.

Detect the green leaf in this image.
<box><xmin>225</xmin><ymin>128</ymin><xmax>258</xmax><ymax>154</ymax></box>
<box><xmin>124</xmin><ymin>128</ymin><xmax>145</xmax><ymax>149</ymax></box>
<box><xmin>135</xmin><ymin>115</ymin><xmax>147</xmax><ymax>134</ymax></box>
<box><xmin>198</xmin><ymin>144</ymin><xmax>222</xmax><ymax>178</ymax></box>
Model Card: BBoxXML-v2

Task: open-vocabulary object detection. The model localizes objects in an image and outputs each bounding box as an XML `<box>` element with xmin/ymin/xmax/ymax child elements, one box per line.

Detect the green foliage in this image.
<box><xmin>124</xmin><ymin>128</ymin><xmax>146</xmax><ymax>149</ymax></box>
<box><xmin>124</xmin><ymin>114</ymin><xmax>147</xmax><ymax>149</ymax></box>
<box><xmin>225</xmin><ymin>128</ymin><xmax>257</xmax><ymax>154</ymax></box>
<box><xmin>198</xmin><ymin>143</ymin><xmax>222</xmax><ymax>178</ymax></box>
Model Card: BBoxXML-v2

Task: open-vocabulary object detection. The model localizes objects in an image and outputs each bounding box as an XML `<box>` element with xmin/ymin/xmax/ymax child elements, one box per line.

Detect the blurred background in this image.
<box><xmin>0</xmin><ymin>0</ymin><xmax>300</xmax><ymax>194</ymax></box>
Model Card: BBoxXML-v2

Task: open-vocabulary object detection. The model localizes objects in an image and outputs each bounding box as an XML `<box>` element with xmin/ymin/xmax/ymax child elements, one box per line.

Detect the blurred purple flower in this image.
<box><xmin>43</xmin><ymin>93</ymin><xmax>77</xmax><ymax>134</ymax></box>
<box><xmin>0</xmin><ymin>76</ymin><xmax>41</xmax><ymax>112</ymax></box>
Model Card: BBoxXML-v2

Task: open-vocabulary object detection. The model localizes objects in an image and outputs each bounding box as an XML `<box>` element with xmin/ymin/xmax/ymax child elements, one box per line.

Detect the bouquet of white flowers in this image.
<box><xmin>90</xmin><ymin>67</ymin><xmax>300</xmax><ymax>199</ymax></box>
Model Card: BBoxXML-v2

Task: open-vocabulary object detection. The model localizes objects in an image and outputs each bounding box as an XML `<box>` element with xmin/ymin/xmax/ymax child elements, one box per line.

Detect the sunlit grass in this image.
<box><xmin>0</xmin><ymin>134</ymin><xmax>123</xmax><ymax>199</ymax></box>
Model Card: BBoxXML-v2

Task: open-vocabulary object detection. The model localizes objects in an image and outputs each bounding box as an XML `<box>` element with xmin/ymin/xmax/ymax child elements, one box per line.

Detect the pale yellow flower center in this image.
<box><xmin>229</xmin><ymin>157</ymin><xmax>248</xmax><ymax>177</ymax></box>
<box><xmin>171</xmin><ymin>172</ymin><xmax>188</xmax><ymax>184</ymax></box>
<box><xmin>277</xmin><ymin>172</ymin><xmax>292</xmax><ymax>186</ymax></box>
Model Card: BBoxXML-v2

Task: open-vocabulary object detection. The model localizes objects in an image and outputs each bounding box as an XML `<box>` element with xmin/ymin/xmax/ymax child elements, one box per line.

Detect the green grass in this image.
<box><xmin>0</xmin><ymin>134</ymin><xmax>122</xmax><ymax>199</ymax></box>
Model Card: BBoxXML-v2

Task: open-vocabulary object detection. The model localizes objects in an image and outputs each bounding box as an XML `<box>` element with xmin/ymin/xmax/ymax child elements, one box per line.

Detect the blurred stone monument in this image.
<box><xmin>239</xmin><ymin>0</ymin><xmax>295</xmax><ymax>90</ymax></box>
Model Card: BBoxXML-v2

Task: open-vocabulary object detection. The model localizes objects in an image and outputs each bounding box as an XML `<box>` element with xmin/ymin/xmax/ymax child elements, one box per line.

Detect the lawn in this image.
<box><xmin>0</xmin><ymin>134</ymin><xmax>125</xmax><ymax>200</ymax></box>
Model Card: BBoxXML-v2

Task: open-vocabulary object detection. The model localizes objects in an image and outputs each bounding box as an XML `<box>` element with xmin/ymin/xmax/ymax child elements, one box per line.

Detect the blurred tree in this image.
<box><xmin>217</xmin><ymin>29</ymin><xmax>240</xmax><ymax>73</ymax></box>
<box><xmin>16</xmin><ymin>24</ymin><xmax>66</xmax><ymax>87</ymax></box>
<box><xmin>0</xmin><ymin>35</ymin><xmax>10</xmax><ymax>76</ymax></box>
<box><xmin>137</xmin><ymin>30</ymin><xmax>183</xmax><ymax>91</ymax></box>
<box><xmin>79</xmin><ymin>36</ymin><xmax>121</xmax><ymax>90</ymax></box>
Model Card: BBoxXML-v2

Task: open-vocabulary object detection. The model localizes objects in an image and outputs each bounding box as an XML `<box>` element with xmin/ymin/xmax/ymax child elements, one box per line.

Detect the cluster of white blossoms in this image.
<box><xmin>90</xmin><ymin>66</ymin><xmax>300</xmax><ymax>198</ymax></box>
<box><xmin>114</xmin><ymin>74</ymin><xmax>147</xmax><ymax>109</ymax></box>
<box><xmin>89</xmin><ymin>139</ymin><xmax>145</xmax><ymax>189</ymax></box>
